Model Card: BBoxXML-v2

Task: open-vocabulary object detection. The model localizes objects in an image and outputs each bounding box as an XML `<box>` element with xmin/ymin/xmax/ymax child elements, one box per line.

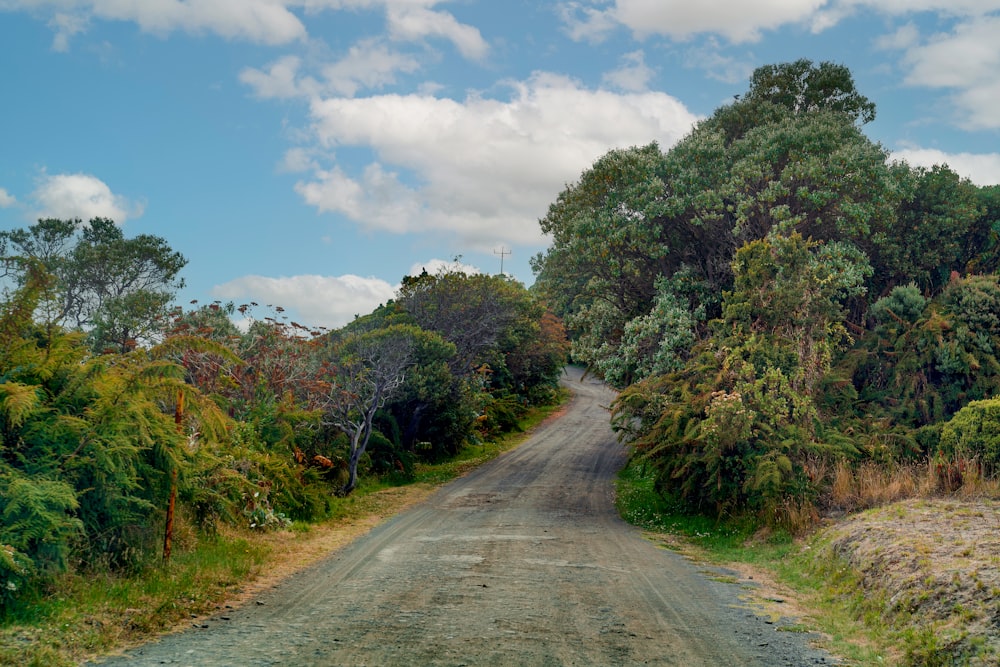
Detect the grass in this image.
<box><xmin>0</xmin><ymin>393</ymin><xmax>568</xmax><ymax>667</ymax></box>
<box><xmin>614</xmin><ymin>460</ymin><xmax>895</xmax><ymax>666</ymax></box>
<box><xmin>0</xmin><ymin>534</ymin><xmax>269</xmax><ymax>667</ymax></box>
<box><xmin>617</xmin><ymin>457</ymin><xmax>1000</xmax><ymax>665</ymax></box>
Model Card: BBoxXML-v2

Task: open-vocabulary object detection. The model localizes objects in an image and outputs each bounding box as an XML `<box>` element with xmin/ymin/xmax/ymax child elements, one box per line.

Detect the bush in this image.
<box><xmin>0</xmin><ymin>543</ymin><xmax>35</xmax><ymax>615</ymax></box>
<box><xmin>939</xmin><ymin>398</ymin><xmax>1000</xmax><ymax>473</ymax></box>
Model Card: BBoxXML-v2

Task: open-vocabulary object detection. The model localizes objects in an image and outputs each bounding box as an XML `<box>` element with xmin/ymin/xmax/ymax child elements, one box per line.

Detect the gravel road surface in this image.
<box><xmin>95</xmin><ymin>367</ymin><xmax>837</xmax><ymax>666</ymax></box>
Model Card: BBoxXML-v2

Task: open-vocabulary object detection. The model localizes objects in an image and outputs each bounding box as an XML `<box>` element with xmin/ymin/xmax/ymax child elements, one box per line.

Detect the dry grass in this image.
<box><xmin>820</xmin><ymin>456</ymin><xmax>1000</xmax><ymax>515</ymax></box>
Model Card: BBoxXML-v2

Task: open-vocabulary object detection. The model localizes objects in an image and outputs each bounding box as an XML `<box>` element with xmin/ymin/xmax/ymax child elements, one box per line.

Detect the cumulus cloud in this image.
<box><xmin>891</xmin><ymin>16</ymin><xmax>1000</xmax><ymax>130</ymax></box>
<box><xmin>241</xmin><ymin>41</ymin><xmax>422</xmax><ymax>100</ymax></box>
<box><xmin>212</xmin><ymin>273</ymin><xmax>398</xmax><ymax>329</ymax></box>
<box><xmin>240</xmin><ymin>55</ymin><xmax>311</xmax><ymax>99</ymax></box>
<box><xmin>294</xmin><ymin>72</ymin><xmax>699</xmax><ymax>249</ymax></box>
<box><xmin>16</xmin><ymin>0</ymin><xmax>488</xmax><ymax>56</ymax></box>
<box><xmin>0</xmin><ymin>188</ymin><xmax>15</xmax><ymax>208</ymax></box>
<box><xmin>17</xmin><ymin>0</ymin><xmax>307</xmax><ymax>48</ymax></box>
<box><xmin>385</xmin><ymin>5</ymin><xmax>488</xmax><ymax>59</ymax></box>
<box><xmin>31</xmin><ymin>172</ymin><xmax>143</xmax><ymax>223</ymax></box>
<box><xmin>559</xmin><ymin>0</ymin><xmax>1000</xmax><ymax>43</ymax></box>
<box><xmin>892</xmin><ymin>147</ymin><xmax>1000</xmax><ymax>186</ymax></box>
<box><xmin>602</xmin><ymin>50</ymin><xmax>655</xmax><ymax>92</ymax></box>
<box><xmin>561</xmin><ymin>0</ymin><xmax>826</xmax><ymax>43</ymax></box>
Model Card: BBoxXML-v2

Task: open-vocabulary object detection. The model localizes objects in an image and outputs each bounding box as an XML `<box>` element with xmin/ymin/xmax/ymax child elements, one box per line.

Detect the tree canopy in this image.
<box><xmin>533</xmin><ymin>59</ymin><xmax>999</xmax><ymax>526</ymax></box>
<box><xmin>1</xmin><ymin>217</ymin><xmax>186</xmax><ymax>352</ymax></box>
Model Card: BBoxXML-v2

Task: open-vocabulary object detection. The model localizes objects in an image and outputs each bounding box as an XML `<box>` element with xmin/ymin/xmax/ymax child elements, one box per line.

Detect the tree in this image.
<box><xmin>613</xmin><ymin>232</ymin><xmax>868</xmax><ymax>521</ymax></box>
<box><xmin>319</xmin><ymin>325</ymin><xmax>419</xmax><ymax>495</ymax></box>
<box><xmin>868</xmin><ymin>164</ymin><xmax>984</xmax><ymax>295</ymax></box>
<box><xmin>0</xmin><ymin>260</ymin><xmax>229</xmax><ymax>583</ymax></box>
<box><xmin>1</xmin><ymin>217</ymin><xmax>186</xmax><ymax>352</ymax></box>
<box><xmin>742</xmin><ymin>59</ymin><xmax>876</xmax><ymax>125</ymax></box>
<box><xmin>532</xmin><ymin>144</ymin><xmax>677</xmax><ymax>370</ymax></box>
<box><xmin>398</xmin><ymin>268</ymin><xmax>538</xmax><ymax>378</ymax></box>
<box><xmin>533</xmin><ymin>61</ymin><xmax>899</xmax><ymax>386</ymax></box>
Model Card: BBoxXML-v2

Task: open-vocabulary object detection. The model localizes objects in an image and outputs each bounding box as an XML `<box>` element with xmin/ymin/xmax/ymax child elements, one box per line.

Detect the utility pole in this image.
<box><xmin>494</xmin><ymin>246</ymin><xmax>511</xmax><ymax>276</ymax></box>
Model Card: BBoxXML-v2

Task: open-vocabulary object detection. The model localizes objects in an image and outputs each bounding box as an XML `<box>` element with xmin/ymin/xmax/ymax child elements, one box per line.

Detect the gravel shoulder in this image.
<box><xmin>92</xmin><ymin>368</ymin><xmax>837</xmax><ymax>666</ymax></box>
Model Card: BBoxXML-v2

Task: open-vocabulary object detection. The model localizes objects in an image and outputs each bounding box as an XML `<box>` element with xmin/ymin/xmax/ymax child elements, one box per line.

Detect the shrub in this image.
<box><xmin>939</xmin><ymin>398</ymin><xmax>1000</xmax><ymax>473</ymax></box>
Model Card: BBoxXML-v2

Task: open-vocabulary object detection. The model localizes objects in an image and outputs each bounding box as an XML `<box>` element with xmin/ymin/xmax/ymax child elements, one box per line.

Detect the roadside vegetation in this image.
<box><xmin>617</xmin><ymin>461</ymin><xmax>1000</xmax><ymax>666</ymax></box>
<box><xmin>0</xmin><ymin>218</ymin><xmax>570</xmax><ymax>663</ymax></box>
<box><xmin>535</xmin><ymin>59</ymin><xmax>1000</xmax><ymax>666</ymax></box>
<box><xmin>0</xmin><ymin>398</ymin><xmax>564</xmax><ymax>667</ymax></box>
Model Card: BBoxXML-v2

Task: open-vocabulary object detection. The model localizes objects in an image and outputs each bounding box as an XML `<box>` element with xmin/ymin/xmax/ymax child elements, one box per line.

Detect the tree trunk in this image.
<box><xmin>341</xmin><ymin>430</ymin><xmax>364</xmax><ymax>496</ymax></box>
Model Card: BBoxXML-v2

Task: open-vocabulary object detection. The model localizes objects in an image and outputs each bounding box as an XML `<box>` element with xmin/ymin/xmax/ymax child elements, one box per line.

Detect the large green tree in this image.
<box><xmin>1</xmin><ymin>217</ymin><xmax>186</xmax><ymax>352</ymax></box>
<box><xmin>533</xmin><ymin>60</ymin><xmax>898</xmax><ymax>387</ymax></box>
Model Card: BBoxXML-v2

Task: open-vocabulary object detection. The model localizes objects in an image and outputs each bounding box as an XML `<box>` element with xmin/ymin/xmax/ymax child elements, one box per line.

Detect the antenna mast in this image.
<box><xmin>494</xmin><ymin>246</ymin><xmax>511</xmax><ymax>276</ymax></box>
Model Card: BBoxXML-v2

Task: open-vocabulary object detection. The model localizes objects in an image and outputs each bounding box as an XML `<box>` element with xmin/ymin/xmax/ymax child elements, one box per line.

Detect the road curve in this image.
<box><xmin>95</xmin><ymin>367</ymin><xmax>835</xmax><ymax>666</ymax></box>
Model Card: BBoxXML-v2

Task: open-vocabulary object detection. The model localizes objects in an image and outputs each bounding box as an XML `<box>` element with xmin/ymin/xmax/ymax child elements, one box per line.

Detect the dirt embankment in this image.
<box><xmin>821</xmin><ymin>498</ymin><xmax>1000</xmax><ymax>665</ymax></box>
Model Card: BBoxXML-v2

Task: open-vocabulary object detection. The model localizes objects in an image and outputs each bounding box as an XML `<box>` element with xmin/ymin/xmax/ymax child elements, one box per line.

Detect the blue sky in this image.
<box><xmin>1</xmin><ymin>1</ymin><xmax>999</xmax><ymax>329</ymax></box>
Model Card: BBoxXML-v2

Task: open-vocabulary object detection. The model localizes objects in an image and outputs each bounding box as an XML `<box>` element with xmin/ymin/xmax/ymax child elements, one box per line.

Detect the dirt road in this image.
<box><xmin>95</xmin><ymin>368</ymin><xmax>835</xmax><ymax>666</ymax></box>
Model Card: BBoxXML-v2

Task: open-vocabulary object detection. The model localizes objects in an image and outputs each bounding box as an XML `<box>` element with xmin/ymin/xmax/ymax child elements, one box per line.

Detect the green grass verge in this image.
<box><xmin>615</xmin><ymin>459</ymin><xmax>898</xmax><ymax>666</ymax></box>
<box><xmin>0</xmin><ymin>535</ymin><xmax>268</xmax><ymax>667</ymax></box>
<box><xmin>0</xmin><ymin>392</ymin><xmax>569</xmax><ymax>667</ymax></box>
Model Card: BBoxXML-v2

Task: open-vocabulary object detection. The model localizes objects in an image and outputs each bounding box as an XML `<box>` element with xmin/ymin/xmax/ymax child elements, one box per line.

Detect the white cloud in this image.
<box><xmin>295</xmin><ymin>72</ymin><xmax>699</xmax><ymax>249</ymax></box>
<box><xmin>559</xmin><ymin>0</ymin><xmax>1000</xmax><ymax>43</ymax></box>
<box><xmin>320</xmin><ymin>39</ymin><xmax>422</xmax><ymax>96</ymax></box>
<box><xmin>240</xmin><ymin>55</ymin><xmax>312</xmax><ymax>99</ymax></box>
<box><xmin>212</xmin><ymin>273</ymin><xmax>397</xmax><ymax>329</ymax></box>
<box><xmin>386</xmin><ymin>5</ymin><xmax>488</xmax><ymax>59</ymax></box>
<box><xmin>0</xmin><ymin>188</ymin><xmax>15</xmax><ymax>208</ymax></box>
<box><xmin>892</xmin><ymin>16</ymin><xmax>1000</xmax><ymax>130</ymax></box>
<box><xmin>558</xmin><ymin>2</ymin><xmax>620</xmax><ymax>43</ymax></box>
<box><xmin>682</xmin><ymin>38</ymin><xmax>754</xmax><ymax>84</ymax></box>
<box><xmin>295</xmin><ymin>163</ymin><xmax>421</xmax><ymax>232</ymax></box>
<box><xmin>48</xmin><ymin>12</ymin><xmax>88</xmax><ymax>52</ymax></box>
<box><xmin>602</xmin><ymin>50</ymin><xmax>655</xmax><ymax>92</ymax></box>
<box><xmin>241</xmin><ymin>41</ymin><xmax>422</xmax><ymax>100</ymax></box>
<box><xmin>31</xmin><ymin>172</ymin><xmax>143</xmax><ymax>223</ymax></box>
<box><xmin>821</xmin><ymin>0</ymin><xmax>1000</xmax><ymax>22</ymax></box>
<box><xmin>892</xmin><ymin>147</ymin><xmax>1000</xmax><ymax>186</ymax></box>
<box><xmin>280</xmin><ymin>147</ymin><xmax>322</xmax><ymax>173</ymax></box>
<box><xmin>17</xmin><ymin>0</ymin><xmax>307</xmax><ymax>47</ymax></box>
<box><xmin>874</xmin><ymin>23</ymin><xmax>921</xmax><ymax>51</ymax></box>
<box><xmin>562</xmin><ymin>0</ymin><xmax>827</xmax><ymax>43</ymax></box>
<box><xmin>17</xmin><ymin>0</ymin><xmax>488</xmax><ymax>55</ymax></box>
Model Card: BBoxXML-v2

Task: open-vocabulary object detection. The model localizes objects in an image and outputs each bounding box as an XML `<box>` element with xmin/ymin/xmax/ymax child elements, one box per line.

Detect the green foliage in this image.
<box><xmin>939</xmin><ymin>398</ymin><xmax>1000</xmax><ymax>473</ymax></box>
<box><xmin>743</xmin><ymin>59</ymin><xmax>877</xmax><ymax>125</ymax></box>
<box><xmin>598</xmin><ymin>276</ymin><xmax>700</xmax><ymax>387</ymax></box>
<box><xmin>1</xmin><ymin>218</ymin><xmax>186</xmax><ymax>353</ymax></box>
<box><xmin>0</xmin><ymin>542</ymin><xmax>35</xmax><ymax>612</ymax></box>
<box><xmin>393</xmin><ymin>267</ymin><xmax>567</xmax><ymax>455</ymax></box>
<box><xmin>0</xmin><ymin>471</ymin><xmax>82</xmax><ymax>574</ymax></box>
<box><xmin>858</xmin><ymin>274</ymin><xmax>1000</xmax><ymax>429</ymax></box>
<box><xmin>548</xmin><ymin>60</ymin><xmax>1000</xmax><ymax>527</ymax></box>
<box><xmin>869</xmin><ymin>165</ymin><xmax>984</xmax><ymax>293</ymax></box>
